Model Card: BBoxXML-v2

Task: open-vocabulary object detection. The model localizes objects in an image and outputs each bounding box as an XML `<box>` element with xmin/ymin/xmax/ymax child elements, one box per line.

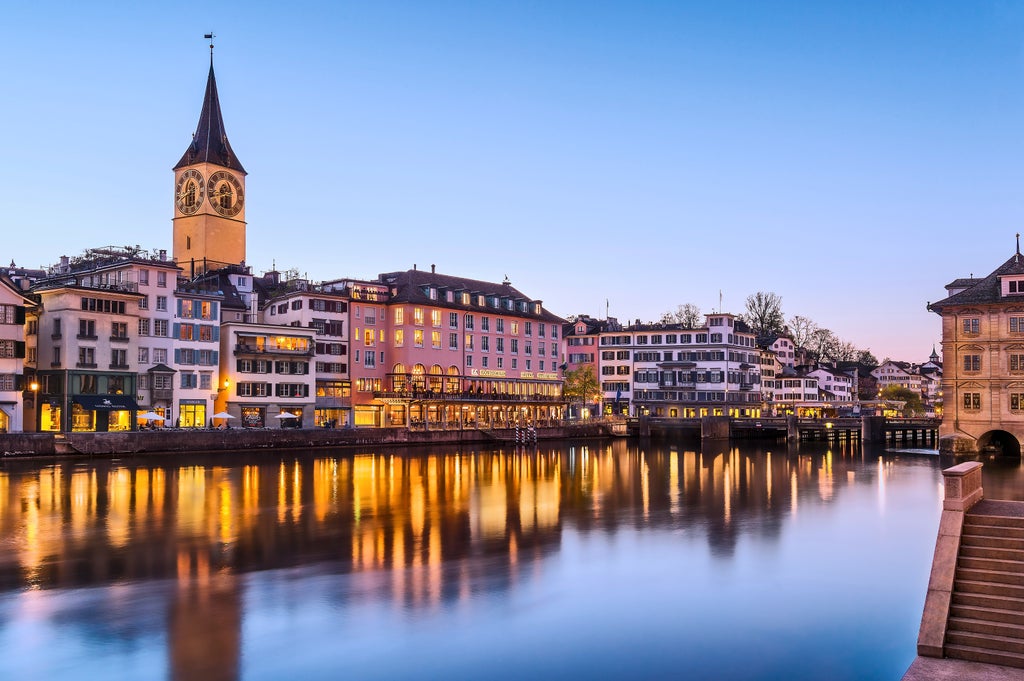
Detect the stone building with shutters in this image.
<box><xmin>929</xmin><ymin>241</ymin><xmax>1024</xmax><ymax>455</ymax></box>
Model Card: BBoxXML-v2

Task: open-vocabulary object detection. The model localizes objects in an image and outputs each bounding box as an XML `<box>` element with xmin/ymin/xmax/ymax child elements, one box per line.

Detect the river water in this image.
<box><xmin>0</xmin><ymin>438</ymin><xmax>1019</xmax><ymax>681</ymax></box>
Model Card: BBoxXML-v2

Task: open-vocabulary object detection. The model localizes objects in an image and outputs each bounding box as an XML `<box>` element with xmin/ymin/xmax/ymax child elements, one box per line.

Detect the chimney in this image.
<box><xmin>431</xmin><ymin>264</ymin><xmax>436</xmax><ymax>273</ymax></box>
<box><xmin>159</xmin><ymin>249</ymin><xmax>167</xmax><ymax>261</ymax></box>
<box><xmin>413</xmin><ymin>263</ymin><xmax>417</xmax><ymax>271</ymax></box>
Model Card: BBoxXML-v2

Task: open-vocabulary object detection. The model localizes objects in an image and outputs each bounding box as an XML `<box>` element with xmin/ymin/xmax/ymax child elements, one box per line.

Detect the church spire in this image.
<box><xmin>174</xmin><ymin>45</ymin><xmax>245</xmax><ymax>173</ymax></box>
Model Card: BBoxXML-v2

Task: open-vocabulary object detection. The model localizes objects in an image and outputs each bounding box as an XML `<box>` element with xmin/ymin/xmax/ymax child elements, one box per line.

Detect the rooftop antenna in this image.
<box><xmin>1017</xmin><ymin>232</ymin><xmax>1021</xmax><ymax>257</ymax></box>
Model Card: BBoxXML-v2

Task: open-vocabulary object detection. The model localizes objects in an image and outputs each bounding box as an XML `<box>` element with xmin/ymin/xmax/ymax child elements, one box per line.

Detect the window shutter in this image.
<box><xmin>176</xmin><ymin>299</ymin><xmax>183</xmax><ymax>316</ymax></box>
<box><xmin>213</xmin><ymin>326</ymin><xmax>220</xmax><ymax>341</ymax></box>
<box><xmin>15</xmin><ymin>374</ymin><xmax>24</xmax><ymax>391</ymax></box>
<box><xmin>174</xmin><ymin>349</ymin><xmax>181</xmax><ymax>364</ymax></box>
<box><xmin>211</xmin><ymin>302</ymin><xmax>219</xmax><ymax>318</ymax></box>
<box><xmin>15</xmin><ymin>306</ymin><xmax>25</xmax><ymax>325</ymax></box>
<box><xmin>14</xmin><ymin>341</ymin><xmax>25</xmax><ymax>359</ymax></box>
<box><xmin>212</xmin><ymin>351</ymin><xmax>219</xmax><ymax>364</ymax></box>
<box><xmin>236</xmin><ymin>383</ymin><xmax>242</xmax><ymax>396</ymax></box>
<box><xmin>173</xmin><ymin>323</ymin><xmax>180</xmax><ymax>339</ymax></box>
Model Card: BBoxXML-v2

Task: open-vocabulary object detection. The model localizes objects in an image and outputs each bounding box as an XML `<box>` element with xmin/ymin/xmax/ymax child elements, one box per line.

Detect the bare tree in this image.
<box><xmin>743</xmin><ymin>292</ymin><xmax>785</xmax><ymax>339</ymax></box>
<box><xmin>807</xmin><ymin>328</ymin><xmax>839</xmax><ymax>362</ymax></box>
<box><xmin>832</xmin><ymin>340</ymin><xmax>860</xmax><ymax>363</ymax></box>
<box><xmin>787</xmin><ymin>315</ymin><xmax>818</xmax><ymax>349</ymax></box>
<box><xmin>660</xmin><ymin>303</ymin><xmax>702</xmax><ymax>328</ymax></box>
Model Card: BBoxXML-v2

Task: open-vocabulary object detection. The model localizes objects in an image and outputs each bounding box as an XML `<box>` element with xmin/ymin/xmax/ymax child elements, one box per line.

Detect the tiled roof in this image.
<box><xmin>379</xmin><ymin>269</ymin><xmax>565</xmax><ymax>323</ymax></box>
<box><xmin>174</xmin><ymin>63</ymin><xmax>245</xmax><ymax>173</ymax></box>
<box><xmin>930</xmin><ymin>251</ymin><xmax>1024</xmax><ymax>312</ymax></box>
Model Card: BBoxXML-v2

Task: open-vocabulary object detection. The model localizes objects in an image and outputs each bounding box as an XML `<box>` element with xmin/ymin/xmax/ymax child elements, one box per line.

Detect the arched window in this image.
<box><xmin>392</xmin><ymin>363</ymin><xmax>406</xmax><ymax>391</ymax></box>
<box><xmin>411</xmin><ymin>364</ymin><xmax>426</xmax><ymax>391</ymax></box>
<box><xmin>218</xmin><ymin>183</ymin><xmax>233</xmax><ymax>209</ymax></box>
<box><xmin>446</xmin><ymin>365</ymin><xmax>460</xmax><ymax>393</ymax></box>
<box><xmin>429</xmin><ymin>365</ymin><xmax>443</xmax><ymax>393</ymax></box>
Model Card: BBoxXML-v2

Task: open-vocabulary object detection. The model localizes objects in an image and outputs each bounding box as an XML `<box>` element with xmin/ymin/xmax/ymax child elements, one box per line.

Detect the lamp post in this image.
<box><xmin>29</xmin><ymin>381</ymin><xmax>39</xmax><ymax>432</ymax></box>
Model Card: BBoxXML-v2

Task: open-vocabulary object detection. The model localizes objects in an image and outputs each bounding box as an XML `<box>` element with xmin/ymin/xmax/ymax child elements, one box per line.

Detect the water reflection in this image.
<box><xmin>0</xmin><ymin>441</ymin><xmax>1017</xmax><ymax>680</ymax></box>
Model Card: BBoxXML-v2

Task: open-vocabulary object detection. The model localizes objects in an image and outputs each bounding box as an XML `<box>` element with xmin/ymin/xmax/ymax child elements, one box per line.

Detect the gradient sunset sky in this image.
<box><xmin>3</xmin><ymin>1</ymin><xmax>1024</xmax><ymax>361</ymax></box>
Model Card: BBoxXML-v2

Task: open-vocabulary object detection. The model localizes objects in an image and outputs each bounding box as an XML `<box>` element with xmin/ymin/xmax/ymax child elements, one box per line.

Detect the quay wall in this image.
<box><xmin>0</xmin><ymin>423</ymin><xmax>614</xmax><ymax>458</ymax></box>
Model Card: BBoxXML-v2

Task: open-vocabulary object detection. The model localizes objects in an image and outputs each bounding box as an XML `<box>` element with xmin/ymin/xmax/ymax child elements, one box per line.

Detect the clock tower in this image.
<box><xmin>173</xmin><ymin>51</ymin><xmax>246</xmax><ymax>276</ymax></box>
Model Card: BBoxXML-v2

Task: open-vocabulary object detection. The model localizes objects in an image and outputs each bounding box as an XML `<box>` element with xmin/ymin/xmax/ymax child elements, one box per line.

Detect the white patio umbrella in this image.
<box><xmin>211</xmin><ymin>412</ymin><xmax>234</xmax><ymax>419</ymax></box>
<box><xmin>138</xmin><ymin>411</ymin><xmax>164</xmax><ymax>421</ymax></box>
<box><xmin>274</xmin><ymin>413</ymin><xmax>298</xmax><ymax>419</ymax></box>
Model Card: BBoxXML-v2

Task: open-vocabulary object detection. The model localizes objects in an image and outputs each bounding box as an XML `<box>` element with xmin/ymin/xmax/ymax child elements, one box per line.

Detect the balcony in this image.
<box><xmin>235</xmin><ymin>343</ymin><xmax>314</xmax><ymax>357</ymax></box>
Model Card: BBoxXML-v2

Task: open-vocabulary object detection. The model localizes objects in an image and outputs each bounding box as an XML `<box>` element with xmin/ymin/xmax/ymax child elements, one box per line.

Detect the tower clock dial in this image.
<box><xmin>208</xmin><ymin>170</ymin><xmax>244</xmax><ymax>217</ymax></box>
<box><xmin>175</xmin><ymin>169</ymin><xmax>205</xmax><ymax>215</ymax></box>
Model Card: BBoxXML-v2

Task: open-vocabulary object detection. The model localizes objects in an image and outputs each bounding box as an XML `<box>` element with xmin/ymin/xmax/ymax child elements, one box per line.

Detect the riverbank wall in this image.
<box><xmin>0</xmin><ymin>422</ymin><xmax>618</xmax><ymax>458</ymax></box>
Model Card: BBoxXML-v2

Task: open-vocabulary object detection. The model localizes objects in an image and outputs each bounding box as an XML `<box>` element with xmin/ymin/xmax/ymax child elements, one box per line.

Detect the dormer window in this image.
<box><xmin>1006</xmin><ymin>278</ymin><xmax>1024</xmax><ymax>295</ymax></box>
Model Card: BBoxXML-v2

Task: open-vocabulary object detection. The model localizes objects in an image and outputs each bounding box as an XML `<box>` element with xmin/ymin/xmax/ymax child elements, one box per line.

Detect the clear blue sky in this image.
<box><xmin>2</xmin><ymin>1</ymin><xmax>1023</xmax><ymax>362</ymax></box>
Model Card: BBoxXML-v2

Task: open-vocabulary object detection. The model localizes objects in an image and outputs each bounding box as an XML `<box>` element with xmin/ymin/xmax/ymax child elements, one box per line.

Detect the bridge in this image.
<box><xmin>630</xmin><ymin>415</ymin><xmax>941</xmax><ymax>446</ymax></box>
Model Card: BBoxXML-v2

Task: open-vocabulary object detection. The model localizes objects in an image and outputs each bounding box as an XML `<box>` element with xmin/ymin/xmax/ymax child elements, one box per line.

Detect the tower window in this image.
<box><xmin>186</xmin><ymin>236</ymin><xmax>191</xmax><ymax>250</ymax></box>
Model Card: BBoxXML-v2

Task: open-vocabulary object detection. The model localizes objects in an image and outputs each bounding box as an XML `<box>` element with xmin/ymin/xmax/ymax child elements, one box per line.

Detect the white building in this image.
<box><xmin>0</xmin><ymin>277</ymin><xmax>31</xmax><ymax>432</ymax></box>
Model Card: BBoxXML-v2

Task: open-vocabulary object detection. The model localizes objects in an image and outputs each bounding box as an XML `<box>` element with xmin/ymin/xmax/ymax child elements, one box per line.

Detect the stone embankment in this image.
<box><xmin>0</xmin><ymin>422</ymin><xmax>619</xmax><ymax>458</ymax></box>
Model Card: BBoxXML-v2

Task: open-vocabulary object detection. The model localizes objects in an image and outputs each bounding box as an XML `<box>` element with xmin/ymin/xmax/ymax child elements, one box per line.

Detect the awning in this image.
<box><xmin>73</xmin><ymin>395</ymin><xmax>139</xmax><ymax>411</ymax></box>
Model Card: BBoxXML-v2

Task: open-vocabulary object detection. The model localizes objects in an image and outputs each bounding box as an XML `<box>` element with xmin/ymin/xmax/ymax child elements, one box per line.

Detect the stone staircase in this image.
<box><xmin>945</xmin><ymin>502</ymin><xmax>1024</xmax><ymax>668</ymax></box>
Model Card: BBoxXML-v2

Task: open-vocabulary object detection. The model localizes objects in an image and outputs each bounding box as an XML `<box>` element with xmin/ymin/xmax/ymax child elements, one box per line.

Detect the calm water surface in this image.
<box><xmin>0</xmin><ymin>439</ymin><xmax>1020</xmax><ymax>681</ymax></box>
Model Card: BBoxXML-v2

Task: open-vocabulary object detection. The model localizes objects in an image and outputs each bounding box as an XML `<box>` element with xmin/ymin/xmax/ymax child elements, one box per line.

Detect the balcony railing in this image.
<box><xmin>373</xmin><ymin>390</ymin><xmax>564</xmax><ymax>403</ymax></box>
<box><xmin>235</xmin><ymin>344</ymin><xmax>314</xmax><ymax>356</ymax></box>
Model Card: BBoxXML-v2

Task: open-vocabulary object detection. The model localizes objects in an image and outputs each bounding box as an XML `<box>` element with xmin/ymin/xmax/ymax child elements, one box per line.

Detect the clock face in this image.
<box><xmin>208</xmin><ymin>171</ymin><xmax>244</xmax><ymax>217</ymax></box>
<box><xmin>175</xmin><ymin>169</ymin><xmax>205</xmax><ymax>215</ymax></box>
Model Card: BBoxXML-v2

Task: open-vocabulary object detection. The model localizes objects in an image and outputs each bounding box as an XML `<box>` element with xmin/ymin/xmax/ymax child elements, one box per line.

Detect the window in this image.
<box><xmin>963</xmin><ymin>392</ymin><xmax>981</xmax><ymax>410</ymax></box>
<box><xmin>481</xmin><ymin>336</ymin><xmax>490</xmax><ymax>352</ymax></box>
<box><xmin>496</xmin><ymin>318</ymin><xmax>504</xmax><ymax>334</ymax></box>
<box><xmin>395</xmin><ymin>329</ymin><xmax>405</xmax><ymax>346</ymax></box>
<box><xmin>364</xmin><ymin>329</ymin><xmax>374</xmax><ymax>346</ymax></box>
<box><xmin>153</xmin><ymin>348</ymin><xmax>167</xmax><ymax>364</ymax></box>
<box><xmin>482</xmin><ymin>356</ymin><xmax>489</xmax><ymax>368</ymax></box>
<box><xmin>497</xmin><ymin>337</ymin><xmax>504</xmax><ymax>353</ymax></box>
<box><xmin>449</xmin><ymin>333</ymin><xmax>458</xmax><ymax>350</ymax></box>
<box><xmin>465</xmin><ymin>314</ymin><xmax>475</xmax><ymax>330</ymax></box>
<box><xmin>364</xmin><ymin>351</ymin><xmax>376</xmax><ymax>368</ymax></box>
<box><xmin>525</xmin><ymin>322</ymin><xmax>533</xmax><ymax>336</ymax></box>
<box><xmin>156</xmin><ymin>296</ymin><xmax>167</xmax><ymax>311</ymax></box>
<box><xmin>465</xmin><ymin>334</ymin><xmax>474</xmax><ymax>351</ymax></box>
<box><xmin>1012</xmin><ymin>317</ymin><xmax>1024</xmax><ymax>333</ymax></box>
<box><xmin>157</xmin><ymin>271</ymin><xmax>167</xmax><ymax>288</ymax></box>
<box><xmin>449</xmin><ymin>312</ymin><xmax>458</xmax><ymax>328</ymax></box>
<box><xmin>482</xmin><ymin>317</ymin><xmax>490</xmax><ymax>332</ymax></box>
<box><xmin>414</xmin><ymin>307</ymin><xmax>424</xmax><ymax>325</ymax></box>
<box><xmin>111</xmin><ymin>348</ymin><xmax>127</xmax><ymax>368</ymax></box>
<box><xmin>497</xmin><ymin>357</ymin><xmax>503</xmax><ymax>368</ymax></box>
<box><xmin>138</xmin><ymin>319</ymin><xmax>150</xmax><ymax>336</ymax></box>
<box><xmin>432</xmin><ymin>331</ymin><xmax>441</xmax><ymax>349</ymax></box>
<box><xmin>431</xmin><ymin>310</ymin><xmax>441</xmax><ymax>327</ymax></box>
<box><xmin>1012</xmin><ymin>354</ymin><xmax>1024</xmax><ymax>373</ymax></box>
<box><xmin>139</xmin><ymin>296</ymin><xmax>149</xmax><ymax>310</ymax></box>
<box><xmin>78</xmin><ymin>347</ymin><xmax>96</xmax><ymax>367</ymax></box>
<box><xmin>511</xmin><ymin>322</ymin><xmax>519</xmax><ymax>335</ymax></box>
<box><xmin>139</xmin><ymin>270</ymin><xmax>149</xmax><ymax>285</ymax></box>
<box><xmin>963</xmin><ymin>318</ymin><xmax>980</xmax><ymax>335</ymax></box>
<box><xmin>180</xmin><ymin>324</ymin><xmax>194</xmax><ymax>341</ymax></box>
<box><xmin>394</xmin><ymin>308</ymin><xmax>404</xmax><ymax>325</ymax></box>
<box><xmin>200</xmin><ymin>373</ymin><xmax>212</xmax><ymax>390</ymax></box>
<box><xmin>414</xmin><ymin>330</ymin><xmax>424</xmax><ymax>347</ymax></box>
<box><xmin>963</xmin><ymin>354</ymin><xmax>981</xmax><ymax>372</ymax></box>
<box><xmin>511</xmin><ymin>339</ymin><xmax>518</xmax><ymax>354</ymax></box>
<box><xmin>78</xmin><ymin>319</ymin><xmax>96</xmax><ymax>339</ymax></box>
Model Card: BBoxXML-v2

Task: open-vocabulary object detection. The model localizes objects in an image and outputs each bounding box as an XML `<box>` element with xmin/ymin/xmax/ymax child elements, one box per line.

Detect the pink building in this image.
<box><xmin>348</xmin><ymin>267</ymin><xmax>565</xmax><ymax>428</ymax></box>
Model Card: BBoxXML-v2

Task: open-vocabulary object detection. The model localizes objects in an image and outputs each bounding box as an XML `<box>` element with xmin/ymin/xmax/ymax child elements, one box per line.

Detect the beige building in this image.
<box><xmin>929</xmin><ymin>244</ymin><xmax>1024</xmax><ymax>454</ymax></box>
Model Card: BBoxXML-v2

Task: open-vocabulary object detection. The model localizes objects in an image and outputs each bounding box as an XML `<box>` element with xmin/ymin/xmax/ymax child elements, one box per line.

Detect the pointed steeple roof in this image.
<box><xmin>174</xmin><ymin>59</ymin><xmax>245</xmax><ymax>173</ymax></box>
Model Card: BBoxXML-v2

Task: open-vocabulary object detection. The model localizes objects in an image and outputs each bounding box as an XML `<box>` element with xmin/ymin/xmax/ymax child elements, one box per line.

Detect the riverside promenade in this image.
<box><xmin>0</xmin><ymin>420</ymin><xmax>621</xmax><ymax>458</ymax></box>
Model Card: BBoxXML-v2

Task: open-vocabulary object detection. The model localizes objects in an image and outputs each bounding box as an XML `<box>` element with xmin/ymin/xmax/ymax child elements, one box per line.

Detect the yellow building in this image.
<box><xmin>929</xmin><ymin>242</ymin><xmax>1024</xmax><ymax>455</ymax></box>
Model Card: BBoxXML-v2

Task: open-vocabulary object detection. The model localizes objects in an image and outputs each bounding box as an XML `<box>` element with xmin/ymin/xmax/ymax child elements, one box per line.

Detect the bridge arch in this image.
<box><xmin>977</xmin><ymin>430</ymin><xmax>1022</xmax><ymax>458</ymax></box>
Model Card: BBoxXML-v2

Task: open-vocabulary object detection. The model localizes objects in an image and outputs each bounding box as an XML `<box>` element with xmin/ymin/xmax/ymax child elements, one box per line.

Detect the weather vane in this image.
<box><xmin>205</xmin><ymin>32</ymin><xmax>216</xmax><ymax>60</ymax></box>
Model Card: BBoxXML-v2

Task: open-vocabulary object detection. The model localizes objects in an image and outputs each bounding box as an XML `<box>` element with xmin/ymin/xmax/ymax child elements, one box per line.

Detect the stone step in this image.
<box><xmin>953</xmin><ymin>591</ymin><xmax>1024</xmax><ymax>615</ymax></box>
<box><xmin>958</xmin><ymin>556</ymin><xmax>1024</xmax><ymax>575</ymax></box>
<box><xmin>967</xmin><ymin>514</ymin><xmax>1024</xmax><ymax>531</ymax></box>
<box><xmin>945</xmin><ymin>643</ymin><xmax>1024</xmax><ymax>669</ymax></box>
<box><xmin>946</xmin><ymin>629</ymin><xmax>1024</xmax><ymax>656</ymax></box>
<box><xmin>950</xmin><ymin>603</ymin><xmax>1024</xmax><ymax>627</ymax></box>
<box><xmin>964</xmin><ymin>523</ymin><xmax>1024</xmax><ymax>541</ymax></box>
<box><xmin>948</xmin><ymin>615</ymin><xmax>1024</xmax><ymax>640</ymax></box>
<box><xmin>960</xmin><ymin>544</ymin><xmax>1024</xmax><ymax>563</ymax></box>
<box><xmin>961</xmin><ymin>534</ymin><xmax>1024</xmax><ymax>552</ymax></box>
<box><xmin>956</xmin><ymin>578</ymin><xmax>1024</xmax><ymax>600</ymax></box>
